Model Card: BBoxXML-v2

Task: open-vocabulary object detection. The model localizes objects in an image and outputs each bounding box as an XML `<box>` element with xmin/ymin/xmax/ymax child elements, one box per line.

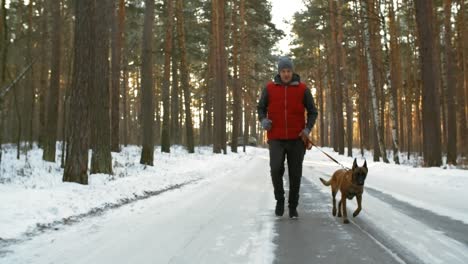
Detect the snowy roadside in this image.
<box><xmin>0</xmin><ymin>144</ymin><xmax>260</xmax><ymax>240</ymax></box>
<box><xmin>303</xmin><ymin>148</ymin><xmax>468</xmax><ymax>264</ymax></box>
<box><xmin>303</xmin><ymin>147</ymin><xmax>468</xmax><ymax>225</ymax></box>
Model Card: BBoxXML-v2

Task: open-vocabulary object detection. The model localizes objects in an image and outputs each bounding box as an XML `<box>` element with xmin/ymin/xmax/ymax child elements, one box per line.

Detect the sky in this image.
<box><xmin>270</xmin><ymin>0</ymin><xmax>307</xmax><ymax>55</ymax></box>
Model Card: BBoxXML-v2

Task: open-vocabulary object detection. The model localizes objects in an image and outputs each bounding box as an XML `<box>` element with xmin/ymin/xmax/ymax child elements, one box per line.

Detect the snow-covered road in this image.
<box><xmin>1</xmin><ymin>146</ymin><xmax>468</xmax><ymax>264</ymax></box>
<box><xmin>1</xmin><ymin>156</ymin><xmax>276</xmax><ymax>264</ymax></box>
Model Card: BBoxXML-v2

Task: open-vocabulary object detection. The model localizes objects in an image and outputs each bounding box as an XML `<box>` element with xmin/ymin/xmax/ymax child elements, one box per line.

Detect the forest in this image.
<box><xmin>0</xmin><ymin>0</ymin><xmax>466</xmax><ymax>184</ymax></box>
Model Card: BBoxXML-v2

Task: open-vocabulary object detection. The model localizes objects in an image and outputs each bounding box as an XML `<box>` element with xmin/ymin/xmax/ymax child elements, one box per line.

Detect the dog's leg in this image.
<box><xmin>332</xmin><ymin>191</ymin><xmax>337</xmax><ymax>216</ymax></box>
<box><xmin>353</xmin><ymin>194</ymin><xmax>362</xmax><ymax>217</ymax></box>
<box><xmin>341</xmin><ymin>193</ymin><xmax>349</xmax><ymax>224</ymax></box>
<box><xmin>337</xmin><ymin>199</ymin><xmax>342</xmax><ymax>217</ymax></box>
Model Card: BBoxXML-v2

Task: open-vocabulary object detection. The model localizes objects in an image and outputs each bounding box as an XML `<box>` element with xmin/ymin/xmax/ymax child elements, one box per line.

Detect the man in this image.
<box><xmin>257</xmin><ymin>56</ymin><xmax>318</xmax><ymax>218</ymax></box>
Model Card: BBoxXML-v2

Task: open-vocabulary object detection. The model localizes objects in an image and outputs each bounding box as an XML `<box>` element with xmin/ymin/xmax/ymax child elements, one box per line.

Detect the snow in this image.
<box><xmin>302</xmin><ymin>147</ymin><xmax>468</xmax><ymax>225</ymax></box>
<box><xmin>1</xmin><ymin>145</ymin><xmax>276</xmax><ymax>264</ymax></box>
<box><xmin>1</xmin><ymin>143</ymin><xmax>468</xmax><ymax>263</ymax></box>
<box><xmin>0</xmin><ymin>144</ymin><xmax>266</xmax><ymax>240</ymax></box>
<box><xmin>302</xmin><ymin>147</ymin><xmax>468</xmax><ymax>264</ymax></box>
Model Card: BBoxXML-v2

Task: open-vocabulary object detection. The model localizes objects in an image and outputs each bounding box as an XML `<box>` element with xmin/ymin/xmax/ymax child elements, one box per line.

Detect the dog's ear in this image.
<box><xmin>352</xmin><ymin>158</ymin><xmax>358</xmax><ymax>170</ymax></box>
<box><xmin>363</xmin><ymin>160</ymin><xmax>367</xmax><ymax>169</ymax></box>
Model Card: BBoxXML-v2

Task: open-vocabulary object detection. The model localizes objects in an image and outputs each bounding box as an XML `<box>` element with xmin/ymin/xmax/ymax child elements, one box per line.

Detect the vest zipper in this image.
<box><xmin>284</xmin><ymin>85</ymin><xmax>288</xmax><ymax>138</ymax></box>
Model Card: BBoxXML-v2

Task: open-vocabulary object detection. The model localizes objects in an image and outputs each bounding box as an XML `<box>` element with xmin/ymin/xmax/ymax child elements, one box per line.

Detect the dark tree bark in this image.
<box><xmin>414</xmin><ymin>0</ymin><xmax>442</xmax><ymax>166</ymax></box>
<box><xmin>171</xmin><ymin>36</ymin><xmax>180</xmax><ymax>145</ymax></box>
<box><xmin>63</xmin><ymin>0</ymin><xmax>95</xmax><ymax>184</ymax></box>
<box><xmin>231</xmin><ymin>0</ymin><xmax>240</xmax><ymax>153</ymax></box>
<box><xmin>25</xmin><ymin>0</ymin><xmax>34</xmax><ymax>150</ymax></box>
<box><xmin>239</xmin><ymin>0</ymin><xmax>246</xmax><ymax>152</ymax></box>
<box><xmin>140</xmin><ymin>0</ymin><xmax>155</xmax><ymax>165</ymax></box>
<box><xmin>443</xmin><ymin>0</ymin><xmax>457</xmax><ymax>164</ymax></box>
<box><xmin>161</xmin><ymin>0</ymin><xmax>175</xmax><ymax>153</ymax></box>
<box><xmin>317</xmin><ymin>40</ymin><xmax>325</xmax><ymax>147</ymax></box>
<box><xmin>456</xmin><ymin>0</ymin><xmax>467</xmax><ymax>157</ymax></box>
<box><xmin>110</xmin><ymin>0</ymin><xmax>125</xmax><ymax>152</ymax></box>
<box><xmin>122</xmin><ymin>55</ymin><xmax>128</xmax><ymax>147</ymax></box>
<box><xmin>213</xmin><ymin>0</ymin><xmax>227</xmax><ymax>154</ymax></box>
<box><xmin>176</xmin><ymin>0</ymin><xmax>194</xmax><ymax>153</ymax></box>
<box><xmin>91</xmin><ymin>0</ymin><xmax>113</xmax><ymax>174</ymax></box>
<box><xmin>354</xmin><ymin>0</ymin><xmax>370</xmax><ymax>154</ymax></box>
<box><xmin>0</xmin><ymin>0</ymin><xmax>7</xmax><ymax>165</ymax></box>
<box><xmin>329</xmin><ymin>0</ymin><xmax>345</xmax><ymax>154</ymax></box>
<box><xmin>367</xmin><ymin>0</ymin><xmax>384</xmax><ymax>161</ymax></box>
<box><xmin>336</xmin><ymin>0</ymin><xmax>352</xmax><ymax>157</ymax></box>
<box><xmin>43</xmin><ymin>0</ymin><xmax>61</xmax><ymax>162</ymax></box>
<box><xmin>0</xmin><ymin>0</ymin><xmax>7</xmax><ymax>85</ymax></box>
<box><xmin>119</xmin><ymin>0</ymin><xmax>128</xmax><ymax>147</ymax></box>
<box><xmin>38</xmin><ymin>3</ymin><xmax>48</xmax><ymax>149</ymax></box>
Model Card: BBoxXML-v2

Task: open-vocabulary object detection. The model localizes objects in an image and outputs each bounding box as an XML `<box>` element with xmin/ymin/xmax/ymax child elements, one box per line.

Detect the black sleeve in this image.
<box><xmin>257</xmin><ymin>86</ymin><xmax>268</xmax><ymax>121</ymax></box>
<box><xmin>303</xmin><ymin>87</ymin><xmax>318</xmax><ymax>131</ymax></box>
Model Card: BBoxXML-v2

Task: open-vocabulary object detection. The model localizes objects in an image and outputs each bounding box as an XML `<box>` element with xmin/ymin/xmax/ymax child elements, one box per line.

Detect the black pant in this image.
<box><xmin>268</xmin><ymin>139</ymin><xmax>305</xmax><ymax>209</ymax></box>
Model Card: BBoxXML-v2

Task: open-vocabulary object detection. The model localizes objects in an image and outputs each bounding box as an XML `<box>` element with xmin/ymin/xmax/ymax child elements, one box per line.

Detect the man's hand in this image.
<box><xmin>299</xmin><ymin>128</ymin><xmax>312</xmax><ymax>149</ymax></box>
<box><xmin>261</xmin><ymin>118</ymin><xmax>272</xmax><ymax>131</ymax></box>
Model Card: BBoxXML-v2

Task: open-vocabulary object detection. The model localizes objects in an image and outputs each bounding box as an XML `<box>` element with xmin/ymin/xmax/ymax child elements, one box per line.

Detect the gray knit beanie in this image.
<box><xmin>277</xmin><ymin>56</ymin><xmax>294</xmax><ymax>72</ymax></box>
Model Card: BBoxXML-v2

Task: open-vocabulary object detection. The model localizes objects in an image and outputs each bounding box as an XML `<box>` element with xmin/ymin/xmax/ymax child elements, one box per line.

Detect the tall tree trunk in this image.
<box><xmin>444</xmin><ymin>0</ymin><xmax>457</xmax><ymax>164</ymax></box>
<box><xmin>38</xmin><ymin>3</ymin><xmax>48</xmax><ymax>149</ymax></box>
<box><xmin>176</xmin><ymin>0</ymin><xmax>194</xmax><ymax>153</ymax></box>
<box><xmin>0</xmin><ymin>0</ymin><xmax>7</xmax><ymax>163</ymax></box>
<box><xmin>161</xmin><ymin>0</ymin><xmax>174</xmax><ymax>153</ymax></box>
<box><xmin>154</xmin><ymin>68</ymin><xmax>162</xmax><ymax>145</ymax></box>
<box><xmin>91</xmin><ymin>0</ymin><xmax>113</xmax><ymax>174</ymax></box>
<box><xmin>456</xmin><ymin>0</ymin><xmax>467</xmax><ymax>156</ymax></box>
<box><xmin>383</xmin><ymin>0</ymin><xmax>400</xmax><ymax>164</ymax></box>
<box><xmin>414</xmin><ymin>0</ymin><xmax>442</xmax><ymax>167</ymax></box>
<box><xmin>212</xmin><ymin>0</ymin><xmax>220</xmax><ymax>153</ymax></box>
<box><xmin>171</xmin><ymin>36</ymin><xmax>180</xmax><ymax>145</ymax></box>
<box><xmin>432</xmin><ymin>6</ymin><xmax>446</xmax><ymax>155</ymax></box>
<box><xmin>358</xmin><ymin>46</ymin><xmax>368</xmax><ymax>155</ymax></box>
<box><xmin>43</xmin><ymin>0</ymin><xmax>61</xmax><ymax>162</ymax></box>
<box><xmin>354</xmin><ymin>0</ymin><xmax>370</xmax><ymax>153</ymax></box>
<box><xmin>0</xmin><ymin>96</ymin><xmax>3</xmax><ymax>164</ymax></box>
<box><xmin>0</xmin><ymin>0</ymin><xmax>7</xmax><ymax>84</ymax></box>
<box><xmin>404</xmin><ymin>79</ymin><xmax>413</xmax><ymax>160</ymax></box>
<box><xmin>202</xmin><ymin>24</ymin><xmax>215</xmax><ymax>147</ymax></box>
<box><xmin>336</xmin><ymin>0</ymin><xmax>352</xmax><ymax>156</ymax></box>
<box><xmin>325</xmin><ymin>39</ymin><xmax>336</xmax><ymax>150</ymax></box>
<box><xmin>119</xmin><ymin>0</ymin><xmax>126</xmax><ymax>147</ymax></box>
<box><xmin>213</xmin><ymin>0</ymin><xmax>227</xmax><ymax>154</ymax></box>
<box><xmin>317</xmin><ymin>39</ymin><xmax>325</xmax><ymax>147</ymax></box>
<box><xmin>25</xmin><ymin>0</ymin><xmax>34</xmax><ymax>150</ymax></box>
<box><xmin>361</xmin><ymin>0</ymin><xmax>389</xmax><ymax>163</ymax></box>
<box><xmin>330</xmin><ymin>0</ymin><xmax>345</xmax><ymax>154</ymax></box>
<box><xmin>61</xmin><ymin>43</ymin><xmax>73</xmax><ymax>169</ymax></box>
<box><xmin>140</xmin><ymin>0</ymin><xmax>155</xmax><ymax>165</ymax></box>
<box><xmin>368</xmin><ymin>0</ymin><xmax>384</xmax><ymax>161</ymax></box>
<box><xmin>239</xmin><ymin>0</ymin><xmax>247</xmax><ymax>152</ymax></box>
<box><xmin>110</xmin><ymin>0</ymin><xmax>124</xmax><ymax>152</ymax></box>
<box><xmin>220</xmin><ymin>0</ymin><xmax>227</xmax><ymax>154</ymax></box>
<box><xmin>231</xmin><ymin>0</ymin><xmax>240</xmax><ymax>153</ymax></box>
<box><xmin>415</xmin><ymin>79</ymin><xmax>423</xmax><ymax>156</ymax></box>
<box><xmin>63</xmin><ymin>0</ymin><xmax>95</xmax><ymax>184</ymax></box>
<box><xmin>122</xmin><ymin>55</ymin><xmax>128</xmax><ymax>147</ymax></box>
<box><xmin>0</xmin><ymin>45</ymin><xmax>3</xmax><ymax>163</ymax></box>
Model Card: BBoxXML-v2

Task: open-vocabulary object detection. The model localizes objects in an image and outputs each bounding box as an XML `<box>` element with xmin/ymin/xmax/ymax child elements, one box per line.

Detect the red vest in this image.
<box><xmin>266</xmin><ymin>81</ymin><xmax>307</xmax><ymax>140</ymax></box>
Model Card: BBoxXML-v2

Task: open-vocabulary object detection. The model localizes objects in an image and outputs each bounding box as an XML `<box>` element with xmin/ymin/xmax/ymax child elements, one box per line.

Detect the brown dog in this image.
<box><xmin>319</xmin><ymin>159</ymin><xmax>368</xmax><ymax>224</ymax></box>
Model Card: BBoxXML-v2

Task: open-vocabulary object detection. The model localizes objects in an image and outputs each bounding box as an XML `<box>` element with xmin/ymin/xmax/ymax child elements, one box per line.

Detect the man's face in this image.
<box><xmin>279</xmin><ymin>68</ymin><xmax>293</xmax><ymax>84</ymax></box>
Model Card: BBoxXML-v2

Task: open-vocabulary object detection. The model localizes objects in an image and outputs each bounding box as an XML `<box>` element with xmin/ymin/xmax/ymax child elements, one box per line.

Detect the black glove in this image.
<box><xmin>261</xmin><ymin>118</ymin><xmax>272</xmax><ymax>131</ymax></box>
<box><xmin>299</xmin><ymin>128</ymin><xmax>311</xmax><ymax>149</ymax></box>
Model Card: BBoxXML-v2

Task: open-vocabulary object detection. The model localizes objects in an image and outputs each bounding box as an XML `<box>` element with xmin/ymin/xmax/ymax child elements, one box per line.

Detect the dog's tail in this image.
<box><xmin>319</xmin><ymin>178</ymin><xmax>331</xmax><ymax>186</ymax></box>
